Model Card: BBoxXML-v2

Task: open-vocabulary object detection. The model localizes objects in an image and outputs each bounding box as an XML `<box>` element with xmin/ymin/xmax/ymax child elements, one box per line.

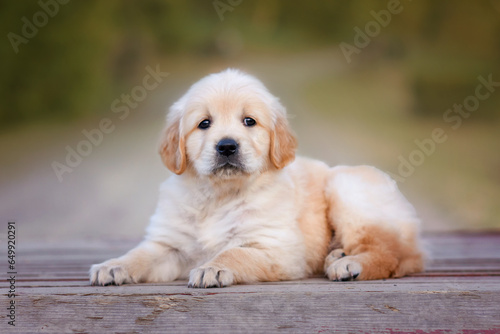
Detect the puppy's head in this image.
<box><xmin>159</xmin><ymin>69</ymin><xmax>296</xmax><ymax>178</ymax></box>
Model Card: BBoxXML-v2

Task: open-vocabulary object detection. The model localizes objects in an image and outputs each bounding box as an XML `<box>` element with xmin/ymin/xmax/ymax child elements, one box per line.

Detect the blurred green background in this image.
<box><xmin>0</xmin><ymin>0</ymin><xmax>499</xmax><ymax>241</ymax></box>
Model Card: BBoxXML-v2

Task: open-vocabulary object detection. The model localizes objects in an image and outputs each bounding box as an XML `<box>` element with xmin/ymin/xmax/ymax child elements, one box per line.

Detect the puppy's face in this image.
<box><xmin>184</xmin><ymin>93</ymin><xmax>272</xmax><ymax>178</ymax></box>
<box><xmin>159</xmin><ymin>69</ymin><xmax>297</xmax><ymax>179</ymax></box>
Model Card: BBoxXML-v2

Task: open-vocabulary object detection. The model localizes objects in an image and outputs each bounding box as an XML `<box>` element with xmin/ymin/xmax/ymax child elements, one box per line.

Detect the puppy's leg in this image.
<box><xmin>324</xmin><ymin>166</ymin><xmax>424</xmax><ymax>281</ymax></box>
<box><xmin>188</xmin><ymin>246</ymin><xmax>303</xmax><ymax>288</ymax></box>
<box><xmin>90</xmin><ymin>240</ymin><xmax>185</xmax><ymax>286</ymax></box>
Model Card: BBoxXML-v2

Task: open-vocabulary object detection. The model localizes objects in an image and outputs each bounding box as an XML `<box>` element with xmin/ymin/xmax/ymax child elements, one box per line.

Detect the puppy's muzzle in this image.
<box><xmin>216</xmin><ymin>138</ymin><xmax>238</xmax><ymax>157</ymax></box>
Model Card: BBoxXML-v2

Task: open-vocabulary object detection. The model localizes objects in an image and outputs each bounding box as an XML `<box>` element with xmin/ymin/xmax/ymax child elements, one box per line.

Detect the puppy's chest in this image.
<box><xmin>187</xmin><ymin>199</ymin><xmax>255</xmax><ymax>248</ymax></box>
<box><xmin>168</xmin><ymin>179</ymin><xmax>298</xmax><ymax>254</ymax></box>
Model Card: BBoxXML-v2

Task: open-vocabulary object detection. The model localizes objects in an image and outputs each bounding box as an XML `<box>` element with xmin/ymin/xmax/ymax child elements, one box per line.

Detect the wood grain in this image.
<box><xmin>1</xmin><ymin>233</ymin><xmax>499</xmax><ymax>333</ymax></box>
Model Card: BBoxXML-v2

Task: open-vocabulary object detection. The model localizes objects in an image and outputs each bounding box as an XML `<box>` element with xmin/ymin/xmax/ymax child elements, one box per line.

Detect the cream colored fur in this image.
<box><xmin>90</xmin><ymin>69</ymin><xmax>424</xmax><ymax>288</ymax></box>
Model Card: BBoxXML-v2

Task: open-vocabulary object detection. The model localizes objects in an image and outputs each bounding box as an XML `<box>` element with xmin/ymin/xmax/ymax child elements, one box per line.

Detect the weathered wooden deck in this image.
<box><xmin>2</xmin><ymin>232</ymin><xmax>500</xmax><ymax>333</ymax></box>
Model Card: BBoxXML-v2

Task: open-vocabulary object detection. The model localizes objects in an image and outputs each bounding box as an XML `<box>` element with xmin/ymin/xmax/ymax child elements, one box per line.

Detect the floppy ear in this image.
<box><xmin>269</xmin><ymin>107</ymin><xmax>297</xmax><ymax>169</ymax></box>
<box><xmin>158</xmin><ymin>114</ymin><xmax>187</xmax><ymax>175</ymax></box>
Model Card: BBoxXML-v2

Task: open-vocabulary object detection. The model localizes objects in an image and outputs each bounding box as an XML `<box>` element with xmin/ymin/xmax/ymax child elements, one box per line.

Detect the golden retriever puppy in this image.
<box><xmin>90</xmin><ymin>69</ymin><xmax>424</xmax><ymax>288</ymax></box>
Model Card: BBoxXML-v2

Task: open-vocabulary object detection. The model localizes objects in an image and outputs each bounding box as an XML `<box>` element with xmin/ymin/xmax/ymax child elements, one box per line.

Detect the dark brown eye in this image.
<box><xmin>243</xmin><ymin>117</ymin><xmax>256</xmax><ymax>127</ymax></box>
<box><xmin>198</xmin><ymin>119</ymin><xmax>211</xmax><ymax>130</ymax></box>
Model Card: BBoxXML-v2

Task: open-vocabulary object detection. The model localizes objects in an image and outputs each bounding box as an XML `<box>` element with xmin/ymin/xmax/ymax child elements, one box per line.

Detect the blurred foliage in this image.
<box><xmin>1</xmin><ymin>0</ymin><xmax>499</xmax><ymax>127</ymax></box>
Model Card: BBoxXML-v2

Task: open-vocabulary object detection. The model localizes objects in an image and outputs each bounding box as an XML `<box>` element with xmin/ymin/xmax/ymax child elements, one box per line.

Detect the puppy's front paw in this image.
<box><xmin>188</xmin><ymin>266</ymin><xmax>234</xmax><ymax>288</ymax></box>
<box><xmin>89</xmin><ymin>259</ymin><xmax>134</xmax><ymax>286</ymax></box>
<box><xmin>325</xmin><ymin>256</ymin><xmax>362</xmax><ymax>282</ymax></box>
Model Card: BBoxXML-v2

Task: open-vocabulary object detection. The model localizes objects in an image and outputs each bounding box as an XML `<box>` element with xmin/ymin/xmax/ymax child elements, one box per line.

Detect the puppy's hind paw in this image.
<box><xmin>325</xmin><ymin>256</ymin><xmax>362</xmax><ymax>282</ymax></box>
<box><xmin>324</xmin><ymin>248</ymin><xmax>347</xmax><ymax>272</ymax></box>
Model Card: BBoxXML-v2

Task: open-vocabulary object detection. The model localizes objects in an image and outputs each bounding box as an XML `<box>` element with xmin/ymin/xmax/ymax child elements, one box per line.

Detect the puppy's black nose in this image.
<box><xmin>216</xmin><ymin>138</ymin><xmax>238</xmax><ymax>157</ymax></box>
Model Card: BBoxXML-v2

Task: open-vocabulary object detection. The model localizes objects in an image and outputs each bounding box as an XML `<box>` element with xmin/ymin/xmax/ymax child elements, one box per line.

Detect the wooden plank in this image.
<box><xmin>7</xmin><ymin>261</ymin><xmax>500</xmax><ymax>276</ymax></box>
<box><xmin>1</xmin><ymin>233</ymin><xmax>499</xmax><ymax>332</ymax></box>
<box><xmin>13</xmin><ymin>276</ymin><xmax>500</xmax><ymax>293</ymax></box>
<box><xmin>424</xmin><ymin>232</ymin><xmax>500</xmax><ymax>259</ymax></box>
<box><xmin>6</xmin><ymin>275</ymin><xmax>500</xmax><ymax>289</ymax></box>
<box><xmin>4</xmin><ymin>278</ymin><xmax>500</xmax><ymax>333</ymax></box>
<box><xmin>3</xmin><ymin>264</ymin><xmax>500</xmax><ymax>284</ymax></box>
<box><xmin>7</xmin><ymin>275</ymin><xmax>499</xmax><ymax>289</ymax></box>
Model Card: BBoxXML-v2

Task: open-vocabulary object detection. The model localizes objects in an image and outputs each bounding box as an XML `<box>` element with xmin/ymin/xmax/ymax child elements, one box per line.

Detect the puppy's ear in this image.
<box><xmin>158</xmin><ymin>113</ymin><xmax>187</xmax><ymax>175</ymax></box>
<box><xmin>269</xmin><ymin>103</ymin><xmax>297</xmax><ymax>169</ymax></box>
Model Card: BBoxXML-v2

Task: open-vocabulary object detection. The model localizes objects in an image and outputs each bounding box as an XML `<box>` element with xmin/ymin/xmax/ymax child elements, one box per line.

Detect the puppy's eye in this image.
<box><xmin>243</xmin><ymin>117</ymin><xmax>256</xmax><ymax>127</ymax></box>
<box><xmin>198</xmin><ymin>119</ymin><xmax>211</xmax><ymax>130</ymax></box>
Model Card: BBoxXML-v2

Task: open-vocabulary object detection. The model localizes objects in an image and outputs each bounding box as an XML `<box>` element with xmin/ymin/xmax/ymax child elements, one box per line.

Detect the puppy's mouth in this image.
<box><xmin>212</xmin><ymin>158</ymin><xmax>246</xmax><ymax>177</ymax></box>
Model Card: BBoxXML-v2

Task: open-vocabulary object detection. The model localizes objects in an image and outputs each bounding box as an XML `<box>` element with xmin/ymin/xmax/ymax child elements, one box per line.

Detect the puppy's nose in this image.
<box><xmin>216</xmin><ymin>138</ymin><xmax>238</xmax><ymax>157</ymax></box>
